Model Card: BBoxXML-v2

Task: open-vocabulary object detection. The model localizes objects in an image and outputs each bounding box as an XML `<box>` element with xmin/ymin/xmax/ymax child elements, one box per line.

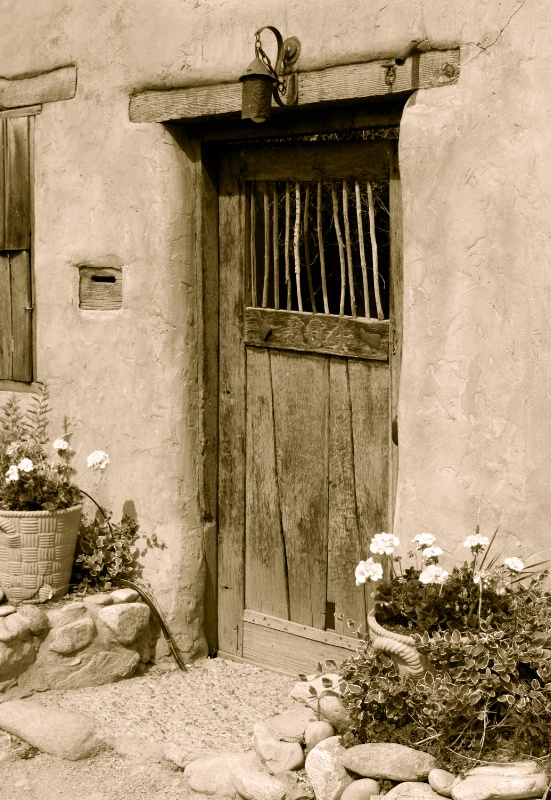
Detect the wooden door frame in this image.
<box><xmin>170</xmin><ymin>101</ymin><xmax>405</xmax><ymax>656</ymax></box>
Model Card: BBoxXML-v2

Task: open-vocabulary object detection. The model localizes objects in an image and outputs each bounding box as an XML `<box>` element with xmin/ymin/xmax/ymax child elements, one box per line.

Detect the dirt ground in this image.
<box><xmin>0</xmin><ymin>658</ymin><xmax>297</xmax><ymax>800</ymax></box>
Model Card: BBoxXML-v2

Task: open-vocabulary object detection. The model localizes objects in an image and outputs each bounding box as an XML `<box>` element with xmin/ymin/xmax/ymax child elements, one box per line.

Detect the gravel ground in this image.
<box><xmin>0</xmin><ymin>658</ymin><xmax>298</xmax><ymax>800</ymax></box>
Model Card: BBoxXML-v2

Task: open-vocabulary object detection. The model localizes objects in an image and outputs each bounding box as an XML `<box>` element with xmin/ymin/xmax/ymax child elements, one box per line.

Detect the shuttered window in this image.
<box><xmin>0</xmin><ymin>115</ymin><xmax>32</xmax><ymax>382</ymax></box>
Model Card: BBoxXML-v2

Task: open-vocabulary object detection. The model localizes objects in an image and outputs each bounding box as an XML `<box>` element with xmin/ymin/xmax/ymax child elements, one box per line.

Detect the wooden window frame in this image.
<box><xmin>0</xmin><ymin>66</ymin><xmax>77</xmax><ymax>393</ymax></box>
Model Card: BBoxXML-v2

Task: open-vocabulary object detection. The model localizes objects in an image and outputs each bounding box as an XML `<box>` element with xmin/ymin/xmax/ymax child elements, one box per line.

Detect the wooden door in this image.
<box><xmin>218</xmin><ymin>139</ymin><xmax>401</xmax><ymax>673</ymax></box>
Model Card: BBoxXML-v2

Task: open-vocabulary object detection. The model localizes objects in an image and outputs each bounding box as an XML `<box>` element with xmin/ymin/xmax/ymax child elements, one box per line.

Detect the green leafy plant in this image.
<box><xmin>71</xmin><ymin>512</ymin><xmax>141</xmax><ymax>591</ymax></box>
<box><xmin>0</xmin><ymin>386</ymin><xmax>109</xmax><ymax>511</ymax></box>
<box><xmin>339</xmin><ymin>530</ymin><xmax>551</xmax><ymax>765</ymax></box>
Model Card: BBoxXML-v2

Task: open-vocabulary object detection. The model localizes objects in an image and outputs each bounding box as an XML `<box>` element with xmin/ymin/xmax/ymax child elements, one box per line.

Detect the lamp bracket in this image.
<box><xmin>253</xmin><ymin>26</ymin><xmax>300</xmax><ymax>107</ymax></box>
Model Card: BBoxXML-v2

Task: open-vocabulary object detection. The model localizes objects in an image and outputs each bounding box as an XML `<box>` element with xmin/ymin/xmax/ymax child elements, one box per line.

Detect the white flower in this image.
<box><xmin>5</xmin><ymin>442</ymin><xmax>19</xmax><ymax>456</ymax></box>
<box><xmin>17</xmin><ymin>458</ymin><xmax>34</xmax><ymax>473</ymax></box>
<box><xmin>412</xmin><ymin>532</ymin><xmax>436</xmax><ymax>548</ymax></box>
<box><xmin>473</xmin><ymin>571</ymin><xmax>484</xmax><ymax>585</ymax></box>
<box><xmin>87</xmin><ymin>451</ymin><xmax>110</xmax><ymax>470</ymax></box>
<box><xmin>5</xmin><ymin>465</ymin><xmax>19</xmax><ymax>482</ymax></box>
<box><xmin>463</xmin><ymin>534</ymin><xmax>490</xmax><ymax>551</ymax></box>
<box><xmin>422</xmin><ymin>546</ymin><xmax>443</xmax><ymax>561</ymax></box>
<box><xmin>52</xmin><ymin>438</ymin><xmax>69</xmax><ymax>451</ymax></box>
<box><xmin>355</xmin><ymin>558</ymin><xmax>384</xmax><ymax>585</ymax></box>
<box><xmin>504</xmin><ymin>556</ymin><xmax>524</xmax><ymax>573</ymax></box>
<box><xmin>419</xmin><ymin>564</ymin><xmax>449</xmax><ymax>585</ymax></box>
<box><xmin>370</xmin><ymin>532</ymin><xmax>400</xmax><ymax>555</ymax></box>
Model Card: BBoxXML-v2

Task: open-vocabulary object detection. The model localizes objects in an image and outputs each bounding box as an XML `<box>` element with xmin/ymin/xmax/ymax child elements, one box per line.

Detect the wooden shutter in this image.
<box><xmin>0</xmin><ymin>115</ymin><xmax>32</xmax><ymax>382</ymax></box>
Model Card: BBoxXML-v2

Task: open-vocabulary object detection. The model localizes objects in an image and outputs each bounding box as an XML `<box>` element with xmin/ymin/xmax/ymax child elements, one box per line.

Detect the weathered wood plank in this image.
<box><xmin>245</xmin><ymin>308</ymin><xmax>389</xmax><ymax>360</ymax></box>
<box><xmin>245</xmin><ymin>348</ymin><xmax>289</xmax><ymax>620</ymax></box>
<box><xmin>327</xmin><ymin>358</ymin><xmax>366</xmax><ymax>635</ymax></box>
<box><xmin>271</xmin><ymin>350</ymin><xmax>329</xmax><ymax>629</ymax></box>
<box><xmin>194</xmin><ymin>141</ymin><xmax>220</xmax><ymax>655</ymax></box>
<box><xmin>242</xmin><ymin>610</ymin><xmax>358</xmax><ymax>675</ymax></box>
<box><xmin>0</xmin><ymin>105</ymin><xmax>41</xmax><ymax>119</ymax></box>
<box><xmin>0</xmin><ymin>120</ymin><xmax>5</xmax><ymax>249</ymax></box>
<box><xmin>10</xmin><ymin>251</ymin><xmax>32</xmax><ymax>382</ymax></box>
<box><xmin>0</xmin><ymin>66</ymin><xmax>76</xmax><ymax>110</ymax></box>
<box><xmin>217</xmin><ymin>155</ymin><xmax>246</xmax><ymax>656</ymax></box>
<box><xmin>78</xmin><ymin>267</ymin><xmax>122</xmax><ymax>310</ymax></box>
<box><xmin>389</xmin><ymin>144</ymin><xmax>403</xmax><ymax>528</ymax></box>
<box><xmin>5</xmin><ymin>116</ymin><xmax>30</xmax><ymax>250</ymax></box>
<box><xmin>129</xmin><ymin>49</ymin><xmax>460</xmax><ymax>123</ymax></box>
<box><xmin>349</xmin><ymin>360</ymin><xmax>390</xmax><ymax>622</ymax></box>
<box><xmin>241</xmin><ymin>141</ymin><xmax>390</xmax><ymax>183</ymax></box>
<box><xmin>0</xmin><ymin>254</ymin><xmax>12</xmax><ymax>379</ymax></box>
<box><xmin>185</xmin><ymin>106</ymin><xmax>402</xmax><ymax>143</ymax></box>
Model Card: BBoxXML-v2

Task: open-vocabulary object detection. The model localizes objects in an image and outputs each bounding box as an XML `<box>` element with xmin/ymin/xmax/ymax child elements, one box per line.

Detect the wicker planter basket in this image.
<box><xmin>0</xmin><ymin>505</ymin><xmax>82</xmax><ymax>602</ymax></box>
<box><xmin>367</xmin><ymin>607</ymin><xmax>429</xmax><ymax>677</ymax></box>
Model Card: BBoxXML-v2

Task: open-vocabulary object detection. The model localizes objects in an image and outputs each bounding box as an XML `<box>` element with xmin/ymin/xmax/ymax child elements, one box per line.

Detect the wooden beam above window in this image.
<box><xmin>0</xmin><ymin>66</ymin><xmax>77</xmax><ymax>111</ymax></box>
<box><xmin>129</xmin><ymin>48</ymin><xmax>460</xmax><ymax>124</ymax></box>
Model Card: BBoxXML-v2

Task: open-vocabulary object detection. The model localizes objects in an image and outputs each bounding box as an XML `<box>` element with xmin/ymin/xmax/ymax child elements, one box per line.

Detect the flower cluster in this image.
<box><xmin>355</xmin><ymin>527</ymin><xmax>534</xmax><ymax>634</ymax></box>
<box><xmin>0</xmin><ymin>388</ymin><xmax>109</xmax><ymax>512</ymax></box>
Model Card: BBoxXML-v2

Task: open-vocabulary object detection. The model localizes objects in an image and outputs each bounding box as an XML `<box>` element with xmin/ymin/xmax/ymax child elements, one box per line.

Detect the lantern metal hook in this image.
<box><xmin>240</xmin><ymin>26</ymin><xmax>300</xmax><ymax>122</ymax></box>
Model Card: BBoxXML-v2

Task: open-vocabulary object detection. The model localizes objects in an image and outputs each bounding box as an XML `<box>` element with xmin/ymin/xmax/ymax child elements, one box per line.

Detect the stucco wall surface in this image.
<box><xmin>0</xmin><ymin>0</ymin><xmax>549</xmax><ymax>649</ymax></box>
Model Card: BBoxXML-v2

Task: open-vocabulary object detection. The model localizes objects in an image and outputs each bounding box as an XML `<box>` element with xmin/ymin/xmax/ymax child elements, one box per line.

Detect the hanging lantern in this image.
<box><xmin>239</xmin><ymin>27</ymin><xmax>300</xmax><ymax>123</ymax></box>
<box><xmin>240</xmin><ymin>55</ymin><xmax>277</xmax><ymax>123</ymax></box>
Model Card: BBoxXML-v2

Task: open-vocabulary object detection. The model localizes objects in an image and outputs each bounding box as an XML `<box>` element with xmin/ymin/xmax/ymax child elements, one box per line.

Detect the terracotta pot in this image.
<box><xmin>0</xmin><ymin>505</ymin><xmax>82</xmax><ymax>602</ymax></box>
<box><xmin>367</xmin><ymin>607</ymin><xmax>429</xmax><ymax>677</ymax></box>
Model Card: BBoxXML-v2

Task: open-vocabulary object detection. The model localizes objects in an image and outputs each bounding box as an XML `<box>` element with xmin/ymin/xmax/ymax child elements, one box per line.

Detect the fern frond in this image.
<box><xmin>25</xmin><ymin>383</ymin><xmax>51</xmax><ymax>449</ymax></box>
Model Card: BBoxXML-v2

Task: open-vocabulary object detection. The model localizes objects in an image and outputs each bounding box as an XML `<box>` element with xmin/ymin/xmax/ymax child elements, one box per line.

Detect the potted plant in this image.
<box><xmin>340</xmin><ymin>530</ymin><xmax>551</xmax><ymax>764</ymax></box>
<box><xmin>0</xmin><ymin>385</ymin><xmax>109</xmax><ymax>602</ymax></box>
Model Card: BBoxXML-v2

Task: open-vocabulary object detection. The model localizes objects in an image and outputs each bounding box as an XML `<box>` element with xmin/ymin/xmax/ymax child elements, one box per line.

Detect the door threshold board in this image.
<box><xmin>241</xmin><ymin>610</ymin><xmax>361</xmax><ymax>675</ymax></box>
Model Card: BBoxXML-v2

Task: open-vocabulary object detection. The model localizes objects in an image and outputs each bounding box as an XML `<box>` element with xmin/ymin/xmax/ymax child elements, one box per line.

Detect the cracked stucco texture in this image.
<box><xmin>0</xmin><ymin>0</ymin><xmax>549</xmax><ymax>651</ymax></box>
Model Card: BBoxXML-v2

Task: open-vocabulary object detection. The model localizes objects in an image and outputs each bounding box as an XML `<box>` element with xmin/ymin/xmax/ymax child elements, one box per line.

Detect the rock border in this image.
<box><xmin>0</xmin><ymin>588</ymin><xmax>158</xmax><ymax>697</ymax></box>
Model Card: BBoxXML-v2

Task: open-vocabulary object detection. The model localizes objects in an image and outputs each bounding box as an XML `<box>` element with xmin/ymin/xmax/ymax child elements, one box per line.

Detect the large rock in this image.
<box><xmin>48</xmin><ymin>617</ymin><xmax>96</xmax><ymax>654</ymax></box>
<box><xmin>305</xmin><ymin>735</ymin><xmax>355</xmax><ymax>800</ymax></box>
<box><xmin>342</xmin><ymin>743</ymin><xmax>436</xmax><ymax>782</ymax></box>
<box><xmin>53</xmin><ymin>649</ymin><xmax>140</xmax><ymax>690</ymax></box>
<box><xmin>184</xmin><ymin>751</ymin><xmax>247</xmax><ymax>795</ymax></box>
<box><xmin>231</xmin><ymin>751</ymin><xmax>313</xmax><ymax>800</ymax></box>
<box><xmin>253</xmin><ymin>721</ymin><xmax>305</xmax><ymax>773</ymax></box>
<box><xmin>384</xmin><ymin>783</ymin><xmax>444</xmax><ymax>800</ymax></box>
<box><xmin>266</xmin><ymin>706</ymin><xmax>317</xmax><ymax>742</ymax></box>
<box><xmin>83</xmin><ymin>593</ymin><xmax>114</xmax><ymax>608</ymax></box>
<box><xmin>0</xmin><ymin>699</ymin><xmax>103</xmax><ymax>760</ymax></box>
<box><xmin>0</xmin><ymin>640</ymin><xmax>36</xmax><ymax>678</ymax></box>
<box><xmin>429</xmin><ymin>769</ymin><xmax>456</xmax><ymax>798</ymax></box>
<box><xmin>110</xmin><ymin>588</ymin><xmax>140</xmax><ymax>604</ymax></box>
<box><xmin>450</xmin><ymin>773</ymin><xmax>549</xmax><ymax>800</ymax></box>
<box><xmin>97</xmin><ymin>603</ymin><xmax>150</xmax><ymax>645</ymax></box>
<box><xmin>340</xmin><ymin>778</ymin><xmax>380</xmax><ymax>800</ymax></box>
<box><xmin>16</xmin><ymin>605</ymin><xmax>50</xmax><ymax>635</ymax></box>
<box><xmin>47</xmin><ymin>602</ymin><xmax>87</xmax><ymax>627</ymax></box>
<box><xmin>304</xmin><ymin>720</ymin><xmax>335</xmax><ymax>752</ymax></box>
<box><xmin>315</xmin><ymin>695</ymin><xmax>349</xmax><ymax>733</ymax></box>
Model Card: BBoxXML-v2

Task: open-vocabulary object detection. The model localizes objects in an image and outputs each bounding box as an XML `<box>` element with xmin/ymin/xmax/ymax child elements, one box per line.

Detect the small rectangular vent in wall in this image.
<box><xmin>79</xmin><ymin>266</ymin><xmax>122</xmax><ymax>310</ymax></box>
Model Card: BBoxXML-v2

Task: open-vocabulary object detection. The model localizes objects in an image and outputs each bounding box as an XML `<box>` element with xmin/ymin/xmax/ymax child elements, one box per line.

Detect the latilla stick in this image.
<box><xmin>262</xmin><ymin>183</ymin><xmax>270</xmax><ymax>308</ymax></box>
<box><xmin>367</xmin><ymin>181</ymin><xmax>384</xmax><ymax>320</ymax></box>
<box><xmin>273</xmin><ymin>184</ymin><xmax>279</xmax><ymax>310</ymax></box>
<box><xmin>355</xmin><ymin>180</ymin><xmax>370</xmax><ymax>319</ymax></box>
<box><xmin>285</xmin><ymin>182</ymin><xmax>291</xmax><ymax>310</ymax></box>
<box><xmin>250</xmin><ymin>185</ymin><xmax>257</xmax><ymax>306</ymax></box>
<box><xmin>331</xmin><ymin>182</ymin><xmax>346</xmax><ymax>316</ymax></box>
<box><xmin>317</xmin><ymin>181</ymin><xmax>329</xmax><ymax>314</ymax></box>
<box><xmin>294</xmin><ymin>181</ymin><xmax>303</xmax><ymax>312</ymax></box>
<box><xmin>304</xmin><ymin>183</ymin><xmax>317</xmax><ymax>312</ymax></box>
<box><xmin>342</xmin><ymin>180</ymin><xmax>356</xmax><ymax>318</ymax></box>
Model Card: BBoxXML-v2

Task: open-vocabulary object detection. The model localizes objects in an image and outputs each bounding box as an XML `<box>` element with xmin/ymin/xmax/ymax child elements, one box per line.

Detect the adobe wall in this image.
<box><xmin>1</xmin><ymin>0</ymin><xmax>549</xmax><ymax>652</ymax></box>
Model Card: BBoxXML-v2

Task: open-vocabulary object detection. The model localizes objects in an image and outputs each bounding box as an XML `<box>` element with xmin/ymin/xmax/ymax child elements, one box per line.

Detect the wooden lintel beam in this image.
<box><xmin>0</xmin><ymin>66</ymin><xmax>77</xmax><ymax>111</ymax></box>
<box><xmin>129</xmin><ymin>48</ymin><xmax>460</xmax><ymax>124</ymax></box>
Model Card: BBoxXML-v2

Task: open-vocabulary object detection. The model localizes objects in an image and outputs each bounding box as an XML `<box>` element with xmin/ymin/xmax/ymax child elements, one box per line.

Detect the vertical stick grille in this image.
<box><xmin>248</xmin><ymin>179</ymin><xmax>390</xmax><ymax>319</ymax></box>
